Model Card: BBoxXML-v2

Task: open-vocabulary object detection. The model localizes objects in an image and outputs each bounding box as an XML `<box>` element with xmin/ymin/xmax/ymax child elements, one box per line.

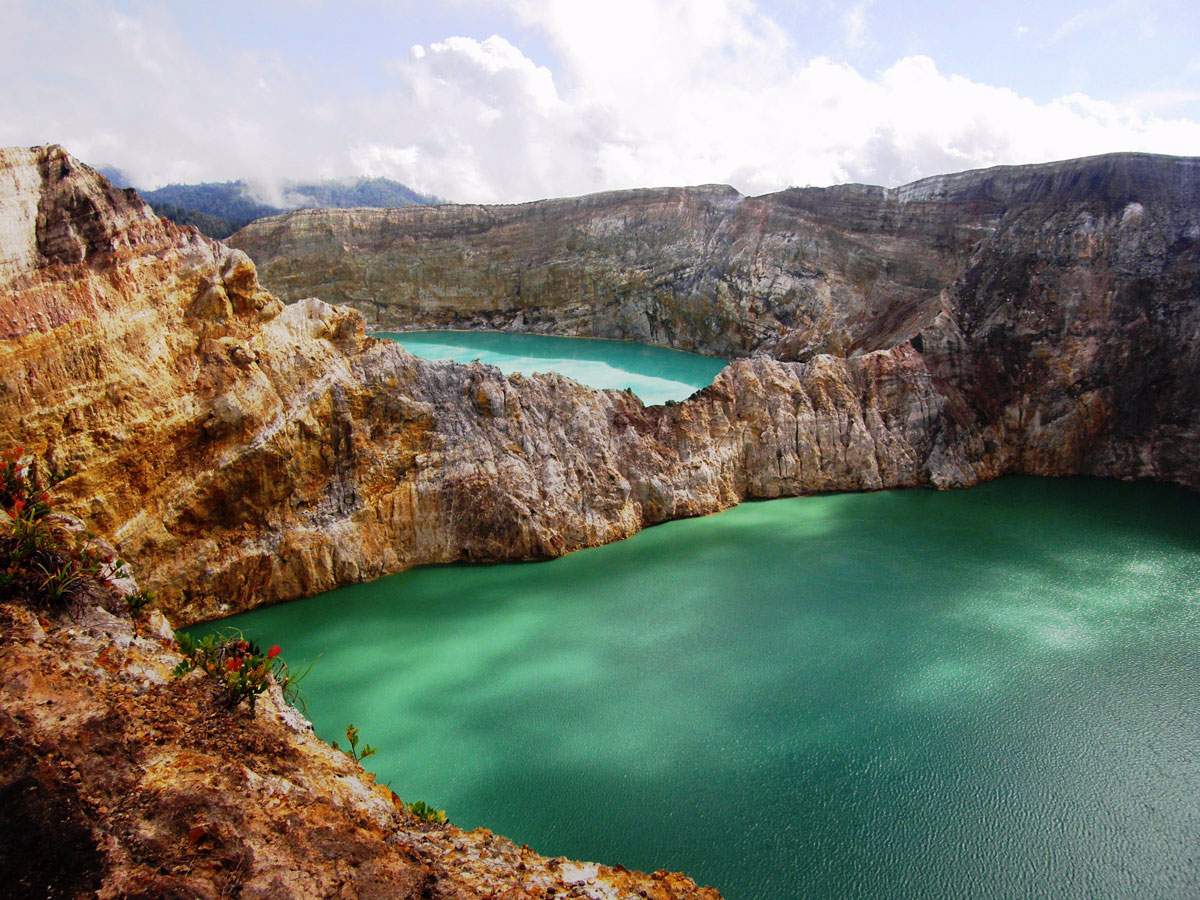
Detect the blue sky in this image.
<box><xmin>2</xmin><ymin>0</ymin><xmax>1197</xmax><ymax>202</ymax></box>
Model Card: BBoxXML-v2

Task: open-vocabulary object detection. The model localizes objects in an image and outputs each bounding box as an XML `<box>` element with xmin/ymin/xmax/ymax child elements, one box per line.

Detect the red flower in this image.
<box><xmin>226</xmin><ymin>657</ymin><xmax>242</xmax><ymax>672</ymax></box>
<box><xmin>267</xmin><ymin>645</ymin><xmax>281</xmax><ymax>660</ymax></box>
<box><xmin>11</xmin><ymin>499</ymin><xmax>24</xmax><ymax>514</ymax></box>
<box><xmin>38</xmin><ymin>492</ymin><xmax>49</xmax><ymax>503</ymax></box>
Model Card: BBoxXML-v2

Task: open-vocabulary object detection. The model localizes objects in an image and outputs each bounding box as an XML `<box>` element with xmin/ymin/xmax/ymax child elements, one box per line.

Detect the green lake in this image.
<box><xmin>378</xmin><ymin>330</ymin><xmax>728</xmax><ymax>405</ymax></box>
<box><xmin>203</xmin><ymin>477</ymin><xmax>1200</xmax><ymax>900</ymax></box>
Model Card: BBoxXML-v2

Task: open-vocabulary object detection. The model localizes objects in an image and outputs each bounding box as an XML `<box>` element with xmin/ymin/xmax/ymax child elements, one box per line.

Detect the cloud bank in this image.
<box><xmin>2</xmin><ymin>0</ymin><xmax>1198</xmax><ymax>202</ymax></box>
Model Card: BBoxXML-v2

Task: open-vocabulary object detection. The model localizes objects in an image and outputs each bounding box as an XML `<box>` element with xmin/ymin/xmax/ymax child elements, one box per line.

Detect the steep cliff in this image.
<box><xmin>228</xmin><ymin>182</ymin><xmax>979</xmax><ymax>361</ymax></box>
<box><xmin>0</xmin><ymin>145</ymin><xmax>979</xmax><ymax>627</ymax></box>
<box><xmin>232</xmin><ymin>152</ymin><xmax>1200</xmax><ymax>491</ymax></box>
<box><xmin>6</xmin><ymin>147</ymin><xmax>1200</xmax><ymax>628</ymax></box>
<box><xmin>6</xmin><ymin>146</ymin><xmax>1200</xmax><ymax>626</ymax></box>
<box><xmin>0</xmin><ymin>583</ymin><xmax>720</xmax><ymax>899</ymax></box>
<box><xmin>1</xmin><ymin>145</ymin><xmax>732</xmax><ymax>899</ymax></box>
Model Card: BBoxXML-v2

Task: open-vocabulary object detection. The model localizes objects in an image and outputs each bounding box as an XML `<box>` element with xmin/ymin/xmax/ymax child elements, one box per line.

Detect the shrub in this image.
<box><xmin>173</xmin><ymin>630</ymin><xmax>307</xmax><ymax>714</ymax></box>
<box><xmin>405</xmin><ymin>800</ymin><xmax>448</xmax><ymax>824</ymax></box>
<box><xmin>334</xmin><ymin>723</ymin><xmax>377</xmax><ymax>762</ymax></box>
<box><xmin>0</xmin><ymin>447</ymin><xmax>110</xmax><ymax>609</ymax></box>
<box><xmin>125</xmin><ymin>588</ymin><xmax>154</xmax><ymax>617</ymax></box>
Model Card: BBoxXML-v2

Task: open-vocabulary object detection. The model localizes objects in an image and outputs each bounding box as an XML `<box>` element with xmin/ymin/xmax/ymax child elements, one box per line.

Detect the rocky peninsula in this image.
<box><xmin>1</xmin><ymin>145</ymin><xmax>727</xmax><ymax>898</ymax></box>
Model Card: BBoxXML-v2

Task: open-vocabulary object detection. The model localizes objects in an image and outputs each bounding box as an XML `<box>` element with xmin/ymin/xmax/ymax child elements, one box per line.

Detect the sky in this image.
<box><xmin>2</xmin><ymin>0</ymin><xmax>1198</xmax><ymax>203</ymax></box>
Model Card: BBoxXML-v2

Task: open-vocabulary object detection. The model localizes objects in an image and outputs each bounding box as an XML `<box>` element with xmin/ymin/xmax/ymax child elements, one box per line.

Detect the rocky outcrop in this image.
<box><xmin>0</xmin><ymin>595</ymin><xmax>719</xmax><ymax>899</ymax></box>
<box><xmin>1</xmin><ymin>150</ymin><xmax>727</xmax><ymax>900</ymax></box>
<box><xmin>231</xmin><ymin>153</ymin><xmax>1200</xmax><ymax>364</ymax></box>
<box><xmin>232</xmin><ymin>152</ymin><xmax>1200</xmax><ymax>491</ymax></box>
<box><xmin>229</xmin><ymin>182</ymin><xmax>980</xmax><ymax>361</ymax></box>
<box><xmin>0</xmin><ymin>146</ymin><xmax>966</xmax><ymax>627</ymax></box>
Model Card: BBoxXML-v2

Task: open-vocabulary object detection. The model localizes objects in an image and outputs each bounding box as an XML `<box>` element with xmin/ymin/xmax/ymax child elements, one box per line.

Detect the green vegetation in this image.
<box><xmin>139</xmin><ymin>177</ymin><xmax>442</xmax><ymax>239</ymax></box>
<box><xmin>0</xmin><ymin>446</ymin><xmax>127</xmax><ymax>609</ymax></box>
<box><xmin>144</xmin><ymin>201</ymin><xmax>242</xmax><ymax>239</ymax></box>
<box><xmin>142</xmin><ymin>182</ymin><xmax>279</xmax><ymax>237</ymax></box>
<box><xmin>330</xmin><ymin>723</ymin><xmax>448</xmax><ymax>823</ymax></box>
<box><xmin>172</xmin><ymin>629</ymin><xmax>303</xmax><ymax>713</ymax></box>
<box><xmin>124</xmin><ymin>588</ymin><xmax>154</xmax><ymax>616</ymax></box>
<box><xmin>404</xmin><ymin>800</ymin><xmax>448</xmax><ymax>824</ymax></box>
<box><xmin>334</xmin><ymin>723</ymin><xmax>377</xmax><ymax>762</ymax></box>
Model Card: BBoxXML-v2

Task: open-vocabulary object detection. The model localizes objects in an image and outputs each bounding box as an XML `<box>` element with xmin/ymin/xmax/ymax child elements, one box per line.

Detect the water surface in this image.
<box><xmin>379</xmin><ymin>330</ymin><xmax>728</xmax><ymax>405</ymax></box>
<box><xmin>206</xmin><ymin>478</ymin><xmax>1200</xmax><ymax>900</ymax></box>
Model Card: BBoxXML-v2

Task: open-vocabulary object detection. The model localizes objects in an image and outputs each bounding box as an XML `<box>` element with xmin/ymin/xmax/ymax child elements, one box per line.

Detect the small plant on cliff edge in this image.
<box><xmin>333</xmin><ymin>723</ymin><xmax>377</xmax><ymax>762</ymax></box>
<box><xmin>328</xmin><ymin>723</ymin><xmax>448</xmax><ymax>823</ymax></box>
<box><xmin>404</xmin><ymin>800</ymin><xmax>448</xmax><ymax>824</ymax></box>
<box><xmin>0</xmin><ymin>446</ymin><xmax>112</xmax><ymax>609</ymax></box>
<box><xmin>173</xmin><ymin>629</ymin><xmax>302</xmax><ymax>713</ymax></box>
<box><xmin>125</xmin><ymin>588</ymin><xmax>154</xmax><ymax>617</ymax></box>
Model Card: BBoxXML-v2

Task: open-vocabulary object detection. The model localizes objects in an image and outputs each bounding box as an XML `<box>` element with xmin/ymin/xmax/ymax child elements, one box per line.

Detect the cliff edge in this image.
<box><xmin>0</xmin><ymin>146</ymin><xmax>969</xmax><ymax>624</ymax></box>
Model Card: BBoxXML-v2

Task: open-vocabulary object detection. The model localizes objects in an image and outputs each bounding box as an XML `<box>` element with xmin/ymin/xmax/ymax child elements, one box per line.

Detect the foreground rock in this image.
<box><xmin>4</xmin><ymin>146</ymin><xmax>1200</xmax><ymax>629</ymax></box>
<box><xmin>0</xmin><ymin>594</ymin><xmax>719</xmax><ymax>899</ymax></box>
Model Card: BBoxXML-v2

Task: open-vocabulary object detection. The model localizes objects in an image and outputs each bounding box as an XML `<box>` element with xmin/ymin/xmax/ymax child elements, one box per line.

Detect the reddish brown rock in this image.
<box><xmin>0</xmin><ymin>145</ymin><xmax>976</xmax><ymax>627</ymax></box>
<box><xmin>0</xmin><ymin>596</ymin><xmax>721</xmax><ymax>899</ymax></box>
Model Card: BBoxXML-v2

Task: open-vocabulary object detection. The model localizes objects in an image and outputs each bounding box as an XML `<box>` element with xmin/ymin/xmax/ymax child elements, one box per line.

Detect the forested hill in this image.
<box><xmin>131</xmin><ymin>176</ymin><xmax>442</xmax><ymax>238</ymax></box>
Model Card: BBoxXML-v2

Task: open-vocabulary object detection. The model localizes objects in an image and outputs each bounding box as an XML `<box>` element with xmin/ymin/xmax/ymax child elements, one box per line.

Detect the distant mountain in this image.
<box><xmin>139</xmin><ymin>182</ymin><xmax>280</xmax><ymax>239</ymax></box>
<box><xmin>278</xmin><ymin>177</ymin><xmax>436</xmax><ymax>210</ymax></box>
<box><xmin>136</xmin><ymin>178</ymin><xmax>441</xmax><ymax>239</ymax></box>
<box><xmin>138</xmin><ymin>200</ymin><xmax>239</xmax><ymax>239</ymax></box>
<box><xmin>96</xmin><ymin>165</ymin><xmax>134</xmax><ymax>189</ymax></box>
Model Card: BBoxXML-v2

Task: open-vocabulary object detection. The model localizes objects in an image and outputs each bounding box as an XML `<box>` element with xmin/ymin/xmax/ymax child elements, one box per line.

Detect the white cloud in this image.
<box><xmin>841</xmin><ymin>3</ymin><xmax>869</xmax><ymax>52</ymax></box>
<box><xmin>1116</xmin><ymin>89</ymin><xmax>1200</xmax><ymax>116</ymax></box>
<box><xmin>1</xmin><ymin>0</ymin><xmax>1198</xmax><ymax>203</ymax></box>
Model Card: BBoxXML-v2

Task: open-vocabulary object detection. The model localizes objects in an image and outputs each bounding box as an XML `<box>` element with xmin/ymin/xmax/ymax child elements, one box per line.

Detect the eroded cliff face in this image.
<box><xmin>1</xmin><ymin>145</ymin><xmax>730</xmax><ymax>900</ymax></box>
<box><xmin>5</xmin><ymin>148</ymin><xmax>1200</xmax><ymax>628</ymax></box>
<box><xmin>229</xmin><ymin>183</ymin><xmax>984</xmax><ymax>361</ymax></box>
<box><xmin>1</xmin><ymin>145</ymin><xmax>996</xmax><ymax>629</ymax></box>
<box><xmin>232</xmin><ymin>152</ymin><xmax>1200</xmax><ymax>492</ymax></box>
<box><xmin>3</xmin><ymin>143</ymin><xmax>1199</xmax><ymax>900</ymax></box>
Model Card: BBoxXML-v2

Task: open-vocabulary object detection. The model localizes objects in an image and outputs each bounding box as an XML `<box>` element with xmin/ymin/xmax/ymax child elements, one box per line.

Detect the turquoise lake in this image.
<box><xmin>204</xmin><ymin>477</ymin><xmax>1200</xmax><ymax>900</ymax></box>
<box><xmin>378</xmin><ymin>330</ymin><xmax>728</xmax><ymax>405</ymax></box>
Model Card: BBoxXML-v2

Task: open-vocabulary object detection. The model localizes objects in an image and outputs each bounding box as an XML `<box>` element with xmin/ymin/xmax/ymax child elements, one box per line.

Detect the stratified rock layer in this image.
<box><xmin>1</xmin><ymin>146</ymin><xmax>727</xmax><ymax>900</ymax></box>
<box><xmin>230</xmin><ymin>182</ymin><xmax>973</xmax><ymax>361</ymax></box>
<box><xmin>234</xmin><ymin>152</ymin><xmax>1200</xmax><ymax>487</ymax></box>
<box><xmin>5</xmin><ymin>147</ymin><xmax>1200</xmax><ymax>628</ymax></box>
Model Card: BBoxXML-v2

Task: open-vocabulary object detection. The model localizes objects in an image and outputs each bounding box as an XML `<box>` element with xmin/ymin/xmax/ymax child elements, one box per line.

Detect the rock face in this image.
<box><xmin>1</xmin><ymin>147</ymin><xmax>725</xmax><ymax>900</ymax></box>
<box><xmin>4</xmin><ymin>146</ymin><xmax>1200</xmax><ymax>629</ymax></box>
<box><xmin>233</xmin><ymin>151</ymin><xmax>1200</xmax><ymax>489</ymax></box>
<box><xmin>229</xmin><ymin>182</ymin><xmax>976</xmax><ymax>361</ymax></box>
